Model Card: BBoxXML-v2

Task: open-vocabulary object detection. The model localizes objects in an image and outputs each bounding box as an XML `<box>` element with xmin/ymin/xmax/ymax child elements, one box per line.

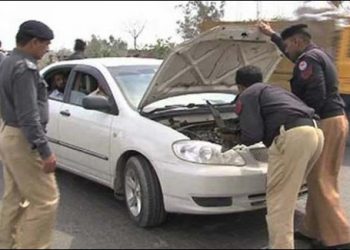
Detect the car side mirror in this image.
<box><xmin>82</xmin><ymin>96</ymin><xmax>112</xmax><ymax>112</ymax></box>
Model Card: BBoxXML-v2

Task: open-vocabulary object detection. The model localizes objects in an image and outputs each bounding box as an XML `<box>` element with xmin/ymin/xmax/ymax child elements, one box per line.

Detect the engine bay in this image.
<box><xmin>146</xmin><ymin>109</ymin><xmax>268</xmax><ymax>163</ymax></box>
<box><xmin>150</xmin><ymin>110</ymin><xmax>239</xmax><ymax>145</ymax></box>
<box><xmin>174</xmin><ymin>120</ymin><xmax>238</xmax><ymax>144</ymax></box>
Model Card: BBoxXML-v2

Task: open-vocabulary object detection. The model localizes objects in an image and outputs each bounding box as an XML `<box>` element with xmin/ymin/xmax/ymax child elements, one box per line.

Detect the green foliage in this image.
<box><xmin>85</xmin><ymin>35</ymin><xmax>128</xmax><ymax>58</ymax></box>
<box><xmin>176</xmin><ymin>1</ymin><xmax>226</xmax><ymax>40</ymax></box>
<box><xmin>56</xmin><ymin>48</ymin><xmax>72</xmax><ymax>61</ymax></box>
<box><xmin>143</xmin><ymin>38</ymin><xmax>176</xmax><ymax>59</ymax></box>
<box><xmin>38</xmin><ymin>49</ymin><xmax>72</xmax><ymax>69</ymax></box>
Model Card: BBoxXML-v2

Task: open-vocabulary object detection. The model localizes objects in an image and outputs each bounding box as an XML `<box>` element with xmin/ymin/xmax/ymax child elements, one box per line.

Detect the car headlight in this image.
<box><xmin>172</xmin><ymin>140</ymin><xmax>246</xmax><ymax>166</ymax></box>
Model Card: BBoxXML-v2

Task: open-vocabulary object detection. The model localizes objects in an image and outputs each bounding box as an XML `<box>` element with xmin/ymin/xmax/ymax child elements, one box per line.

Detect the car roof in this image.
<box><xmin>47</xmin><ymin>57</ymin><xmax>163</xmax><ymax>68</ymax></box>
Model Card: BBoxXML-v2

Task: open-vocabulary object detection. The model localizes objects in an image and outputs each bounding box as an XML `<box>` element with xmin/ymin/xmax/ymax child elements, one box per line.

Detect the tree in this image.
<box><xmin>56</xmin><ymin>48</ymin><xmax>72</xmax><ymax>61</ymax></box>
<box><xmin>176</xmin><ymin>1</ymin><xmax>226</xmax><ymax>40</ymax></box>
<box><xmin>108</xmin><ymin>35</ymin><xmax>129</xmax><ymax>55</ymax></box>
<box><xmin>85</xmin><ymin>35</ymin><xmax>128</xmax><ymax>58</ymax></box>
<box><xmin>125</xmin><ymin>20</ymin><xmax>146</xmax><ymax>50</ymax></box>
<box><xmin>143</xmin><ymin>38</ymin><xmax>176</xmax><ymax>59</ymax></box>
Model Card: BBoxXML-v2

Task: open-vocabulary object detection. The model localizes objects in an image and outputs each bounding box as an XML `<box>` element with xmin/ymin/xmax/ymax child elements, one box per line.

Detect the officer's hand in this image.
<box><xmin>42</xmin><ymin>153</ymin><xmax>57</xmax><ymax>174</ymax></box>
<box><xmin>257</xmin><ymin>21</ymin><xmax>275</xmax><ymax>37</ymax></box>
<box><xmin>215</xmin><ymin>128</ymin><xmax>239</xmax><ymax>141</ymax></box>
<box><xmin>221</xmin><ymin>133</ymin><xmax>238</xmax><ymax>142</ymax></box>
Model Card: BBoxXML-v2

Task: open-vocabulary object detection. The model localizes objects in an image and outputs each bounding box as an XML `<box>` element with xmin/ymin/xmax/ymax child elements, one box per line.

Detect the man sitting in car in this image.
<box><xmin>49</xmin><ymin>73</ymin><xmax>66</xmax><ymax>100</ymax></box>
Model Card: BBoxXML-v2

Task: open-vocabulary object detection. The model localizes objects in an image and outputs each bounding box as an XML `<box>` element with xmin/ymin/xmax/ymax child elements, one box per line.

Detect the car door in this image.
<box><xmin>57</xmin><ymin>65</ymin><xmax>115</xmax><ymax>184</ymax></box>
<box><xmin>42</xmin><ymin>65</ymin><xmax>75</xmax><ymax>161</ymax></box>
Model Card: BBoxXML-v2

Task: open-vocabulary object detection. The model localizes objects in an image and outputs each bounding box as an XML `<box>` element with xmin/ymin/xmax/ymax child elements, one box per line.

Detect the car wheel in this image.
<box><xmin>124</xmin><ymin>156</ymin><xmax>166</xmax><ymax>227</ymax></box>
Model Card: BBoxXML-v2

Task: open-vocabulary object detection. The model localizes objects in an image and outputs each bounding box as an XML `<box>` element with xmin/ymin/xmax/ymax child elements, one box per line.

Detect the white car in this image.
<box><xmin>41</xmin><ymin>25</ymin><xmax>307</xmax><ymax>227</ymax></box>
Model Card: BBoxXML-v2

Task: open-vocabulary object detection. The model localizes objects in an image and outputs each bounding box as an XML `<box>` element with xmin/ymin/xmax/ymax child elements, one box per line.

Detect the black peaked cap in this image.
<box><xmin>18</xmin><ymin>20</ymin><xmax>54</xmax><ymax>40</ymax></box>
<box><xmin>281</xmin><ymin>24</ymin><xmax>310</xmax><ymax>40</ymax></box>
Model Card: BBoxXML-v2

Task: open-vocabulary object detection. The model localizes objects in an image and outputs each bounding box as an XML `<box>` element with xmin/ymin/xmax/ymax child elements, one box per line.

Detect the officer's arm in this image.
<box><xmin>270</xmin><ymin>34</ymin><xmax>294</xmax><ymax>62</ymax></box>
<box><xmin>237</xmin><ymin>94</ymin><xmax>264</xmax><ymax>146</ymax></box>
<box><xmin>294</xmin><ymin>57</ymin><xmax>327</xmax><ymax>114</ymax></box>
<box><xmin>12</xmin><ymin>65</ymin><xmax>52</xmax><ymax>160</ymax></box>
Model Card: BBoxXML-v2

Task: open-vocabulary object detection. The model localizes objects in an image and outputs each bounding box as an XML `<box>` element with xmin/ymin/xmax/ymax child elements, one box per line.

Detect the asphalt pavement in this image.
<box><xmin>0</xmin><ymin>147</ymin><xmax>349</xmax><ymax>249</ymax></box>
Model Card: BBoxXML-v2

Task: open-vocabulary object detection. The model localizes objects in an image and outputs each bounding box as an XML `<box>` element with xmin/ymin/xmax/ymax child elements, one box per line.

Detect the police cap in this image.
<box><xmin>18</xmin><ymin>20</ymin><xmax>54</xmax><ymax>40</ymax></box>
<box><xmin>281</xmin><ymin>24</ymin><xmax>311</xmax><ymax>40</ymax></box>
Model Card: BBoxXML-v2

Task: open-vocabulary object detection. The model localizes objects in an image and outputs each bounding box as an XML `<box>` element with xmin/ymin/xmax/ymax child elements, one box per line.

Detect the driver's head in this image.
<box><xmin>53</xmin><ymin>73</ymin><xmax>66</xmax><ymax>92</ymax></box>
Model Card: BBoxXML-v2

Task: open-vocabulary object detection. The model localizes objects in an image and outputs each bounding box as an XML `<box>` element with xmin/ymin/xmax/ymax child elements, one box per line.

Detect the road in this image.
<box><xmin>0</xmin><ymin>147</ymin><xmax>350</xmax><ymax>249</ymax></box>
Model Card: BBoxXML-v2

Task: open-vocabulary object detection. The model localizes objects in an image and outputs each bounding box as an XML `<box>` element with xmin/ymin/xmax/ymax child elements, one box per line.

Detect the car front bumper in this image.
<box><xmin>156</xmin><ymin>160</ymin><xmax>307</xmax><ymax>214</ymax></box>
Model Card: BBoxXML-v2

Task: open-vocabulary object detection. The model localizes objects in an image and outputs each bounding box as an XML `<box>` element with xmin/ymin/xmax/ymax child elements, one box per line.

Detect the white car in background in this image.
<box><xmin>41</xmin><ymin>25</ymin><xmax>307</xmax><ymax>227</ymax></box>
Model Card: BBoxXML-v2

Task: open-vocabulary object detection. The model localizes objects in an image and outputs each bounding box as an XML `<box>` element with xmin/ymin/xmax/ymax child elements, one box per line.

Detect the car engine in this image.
<box><xmin>150</xmin><ymin>113</ymin><xmax>268</xmax><ymax>163</ymax></box>
<box><xmin>153</xmin><ymin>113</ymin><xmax>238</xmax><ymax>145</ymax></box>
<box><xmin>175</xmin><ymin>120</ymin><xmax>238</xmax><ymax>144</ymax></box>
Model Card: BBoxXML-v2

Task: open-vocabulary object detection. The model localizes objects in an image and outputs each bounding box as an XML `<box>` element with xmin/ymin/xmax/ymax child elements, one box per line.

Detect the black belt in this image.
<box><xmin>284</xmin><ymin>118</ymin><xmax>319</xmax><ymax>131</ymax></box>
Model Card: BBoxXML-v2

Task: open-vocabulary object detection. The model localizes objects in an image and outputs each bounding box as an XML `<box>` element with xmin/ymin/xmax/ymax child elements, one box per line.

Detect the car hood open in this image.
<box><xmin>138</xmin><ymin>25</ymin><xmax>283</xmax><ymax>109</ymax></box>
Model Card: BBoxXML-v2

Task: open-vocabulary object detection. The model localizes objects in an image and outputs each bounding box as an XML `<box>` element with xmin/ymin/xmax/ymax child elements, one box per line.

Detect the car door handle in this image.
<box><xmin>60</xmin><ymin>110</ymin><xmax>71</xmax><ymax>117</ymax></box>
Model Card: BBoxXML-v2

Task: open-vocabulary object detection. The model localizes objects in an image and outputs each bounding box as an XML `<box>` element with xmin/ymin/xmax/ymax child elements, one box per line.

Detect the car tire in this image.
<box><xmin>124</xmin><ymin>156</ymin><xmax>167</xmax><ymax>227</ymax></box>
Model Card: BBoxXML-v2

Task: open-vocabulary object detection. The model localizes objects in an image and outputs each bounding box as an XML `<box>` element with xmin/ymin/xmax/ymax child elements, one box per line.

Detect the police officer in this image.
<box><xmin>259</xmin><ymin>22</ymin><xmax>350</xmax><ymax>249</ymax></box>
<box><xmin>66</xmin><ymin>38</ymin><xmax>86</xmax><ymax>60</ymax></box>
<box><xmin>0</xmin><ymin>20</ymin><xmax>59</xmax><ymax>249</ymax></box>
<box><xmin>229</xmin><ymin>65</ymin><xmax>324</xmax><ymax>249</ymax></box>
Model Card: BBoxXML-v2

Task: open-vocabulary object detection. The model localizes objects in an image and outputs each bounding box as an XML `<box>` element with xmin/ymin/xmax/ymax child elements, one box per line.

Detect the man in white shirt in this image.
<box><xmin>49</xmin><ymin>73</ymin><xmax>66</xmax><ymax>100</ymax></box>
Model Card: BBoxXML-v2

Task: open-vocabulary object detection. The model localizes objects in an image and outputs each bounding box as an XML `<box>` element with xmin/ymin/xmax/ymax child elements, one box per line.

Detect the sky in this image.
<box><xmin>0</xmin><ymin>1</ymin><xmax>345</xmax><ymax>51</ymax></box>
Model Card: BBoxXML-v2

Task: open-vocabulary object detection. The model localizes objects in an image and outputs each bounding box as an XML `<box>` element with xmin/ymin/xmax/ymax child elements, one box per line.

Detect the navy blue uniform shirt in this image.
<box><xmin>271</xmin><ymin>34</ymin><xmax>345</xmax><ymax>119</ymax></box>
<box><xmin>236</xmin><ymin>83</ymin><xmax>315</xmax><ymax>147</ymax></box>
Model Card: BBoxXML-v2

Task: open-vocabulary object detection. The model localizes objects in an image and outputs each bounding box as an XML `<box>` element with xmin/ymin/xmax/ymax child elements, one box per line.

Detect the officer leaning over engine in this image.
<box><xmin>224</xmin><ymin>65</ymin><xmax>324</xmax><ymax>249</ymax></box>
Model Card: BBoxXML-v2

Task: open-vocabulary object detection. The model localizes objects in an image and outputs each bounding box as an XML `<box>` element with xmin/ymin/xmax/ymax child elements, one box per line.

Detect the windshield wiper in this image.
<box><xmin>144</xmin><ymin>103</ymin><xmax>209</xmax><ymax>114</ymax></box>
<box><xmin>143</xmin><ymin>100</ymin><xmax>234</xmax><ymax>115</ymax></box>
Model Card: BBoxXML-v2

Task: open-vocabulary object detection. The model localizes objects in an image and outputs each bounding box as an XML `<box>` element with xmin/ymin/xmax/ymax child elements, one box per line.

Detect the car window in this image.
<box><xmin>43</xmin><ymin>67</ymin><xmax>72</xmax><ymax>102</ymax></box>
<box><xmin>68</xmin><ymin>72</ymin><xmax>96</xmax><ymax>106</ymax></box>
<box><xmin>107</xmin><ymin>65</ymin><xmax>158</xmax><ymax>108</ymax></box>
<box><xmin>68</xmin><ymin>71</ymin><xmax>110</xmax><ymax>107</ymax></box>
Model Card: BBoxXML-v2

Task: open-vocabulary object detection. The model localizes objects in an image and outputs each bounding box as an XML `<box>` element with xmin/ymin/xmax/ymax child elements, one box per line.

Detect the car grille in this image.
<box><xmin>250</xmin><ymin>147</ymin><xmax>268</xmax><ymax>162</ymax></box>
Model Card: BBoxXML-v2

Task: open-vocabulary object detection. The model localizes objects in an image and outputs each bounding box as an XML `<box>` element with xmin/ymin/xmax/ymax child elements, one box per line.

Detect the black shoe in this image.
<box><xmin>331</xmin><ymin>243</ymin><xmax>350</xmax><ymax>249</ymax></box>
<box><xmin>311</xmin><ymin>242</ymin><xmax>350</xmax><ymax>249</ymax></box>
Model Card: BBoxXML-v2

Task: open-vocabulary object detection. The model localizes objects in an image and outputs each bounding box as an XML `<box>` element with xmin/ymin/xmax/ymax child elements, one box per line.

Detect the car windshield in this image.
<box><xmin>107</xmin><ymin>65</ymin><xmax>236</xmax><ymax>111</ymax></box>
<box><xmin>108</xmin><ymin>65</ymin><xmax>159</xmax><ymax>107</ymax></box>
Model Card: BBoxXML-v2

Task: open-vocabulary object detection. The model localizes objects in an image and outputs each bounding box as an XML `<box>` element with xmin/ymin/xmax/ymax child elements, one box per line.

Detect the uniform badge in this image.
<box><xmin>299</xmin><ymin>60</ymin><xmax>313</xmax><ymax>80</ymax></box>
<box><xmin>299</xmin><ymin>61</ymin><xmax>308</xmax><ymax>71</ymax></box>
<box><xmin>235</xmin><ymin>100</ymin><xmax>243</xmax><ymax>114</ymax></box>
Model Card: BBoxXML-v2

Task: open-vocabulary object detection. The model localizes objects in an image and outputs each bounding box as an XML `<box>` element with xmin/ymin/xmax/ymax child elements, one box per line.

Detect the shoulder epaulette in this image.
<box><xmin>14</xmin><ymin>60</ymin><xmax>28</xmax><ymax>74</ymax></box>
<box><xmin>24</xmin><ymin>59</ymin><xmax>38</xmax><ymax>70</ymax></box>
